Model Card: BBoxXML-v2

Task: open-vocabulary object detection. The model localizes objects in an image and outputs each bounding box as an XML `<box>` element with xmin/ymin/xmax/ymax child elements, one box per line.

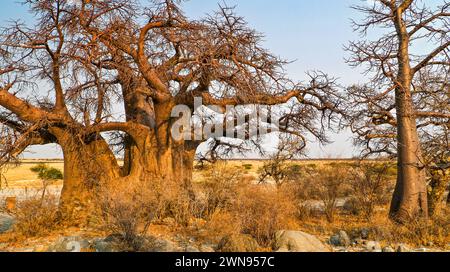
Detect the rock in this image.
<box><xmin>365</xmin><ymin>241</ymin><xmax>382</xmax><ymax>252</ymax></box>
<box><xmin>199</xmin><ymin>244</ymin><xmax>215</xmax><ymax>252</ymax></box>
<box><xmin>0</xmin><ymin>214</ymin><xmax>15</xmax><ymax>233</ymax></box>
<box><xmin>330</xmin><ymin>231</ymin><xmax>351</xmax><ymax>247</ymax></box>
<box><xmin>5</xmin><ymin>197</ymin><xmax>16</xmax><ymax>212</ymax></box>
<box><xmin>185</xmin><ymin>246</ymin><xmax>200</xmax><ymax>252</ymax></box>
<box><xmin>47</xmin><ymin>236</ymin><xmax>91</xmax><ymax>252</ymax></box>
<box><xmin>352</xmin><ymin>238</ymin><xmax>364</xmax><ymax>246</ymax></box>
<box><xmin>382</xmin><ymin>246</ymin><xmax>395</xmax><ymax>252</ymax></box>
<box><xmin>415</xmin><ymin>248</ymin><xmax>428</xmax><ymax>252</ymax></box>
<box><xmin>92</xmin><ymin>239</ymin><xmax>119</xmax><ymax>252</ymax></box>
<box><xmin>146</xmin><ymin>237</ymin><xmax>181</xmax><ymax>252</ymax></box>
<box><xmin>276</xmin><ymin>230</ymin><xmax>331</xmax><ymax>252</ymax></box>
<box><xmin>217</xmin><ymin>234</ymin><xmax>259</xmax><ymax>252</ymax></box>
<box><xmin>360</xmin><ymin>228</ymin><xmax>370</xmax><ymax>240</ymax></box>
<box><xmin>396</xmin><ymin>244</ymin><xmax>410</xmax><ymax>252</ymax></box>
<box><xmin>33</xmin><ymin>245</ymin><xmax>48</xmax><ymax>252</ymax></box>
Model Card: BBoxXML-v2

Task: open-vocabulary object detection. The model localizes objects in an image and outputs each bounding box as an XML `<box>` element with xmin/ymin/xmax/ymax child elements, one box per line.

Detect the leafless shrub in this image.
<box><xmin>347</xmin><ymin>163</ymin><xmax>392</xmax><ymax>221</ymax></box>
<box><xmin>97</xmin><ymin>179</ymin><xmax>159</xmax><ymax>251</ymax></box>
<box><xmin>199</xmin><ymin>162</ymin><xmax>245</xmax><ymax>219</ymax></box>
<box><xmin>9</xmin><ymin>194</ymin><xmax>59</xmax><ymax>238</ymax></box>
<box><xmin>308</xmin><ymin>167</ymin><xmax>349</xmax><ymax>223</ymax></box>
<box><xmin>232</xmin><ymin>184</ymin><xmax>297</xmax><ymax>248</ymax></box>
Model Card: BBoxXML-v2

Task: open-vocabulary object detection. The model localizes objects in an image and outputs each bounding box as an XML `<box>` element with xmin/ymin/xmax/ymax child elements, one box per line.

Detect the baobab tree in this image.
<box><xmin>0</xmin><ymin>0</ymin><xmax>341</xmax><ymax>221</ymax></box>
<box><xmin>345</xmin><ymin>0</ymin><xmax>449</xmax><ymax>222</ymax></box>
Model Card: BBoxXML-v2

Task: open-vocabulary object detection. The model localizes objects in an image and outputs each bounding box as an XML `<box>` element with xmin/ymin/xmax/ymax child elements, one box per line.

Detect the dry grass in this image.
<box><xmin>0</xmin><ymin>160</ymin><xmax>64</xmax><ymax>188</ymax></box>
<box><xmin>1</xmin><ymin>159</ymin><xmax>449</xmax><ymax>252</ymax></box>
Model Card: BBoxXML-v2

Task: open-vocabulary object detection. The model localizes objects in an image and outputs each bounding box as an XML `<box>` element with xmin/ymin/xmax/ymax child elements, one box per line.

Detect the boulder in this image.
<box><xmin>276</xmin><ymin>230</ymin><xmax>331</xmax><ymax>252</ymax></box>
<box><xmin>92</xmin><ymin>239</ymin><xmax>119</xmax><ymax>252</ymax></box>
<box><xmin>0</xmin><ymin>214</ymin><xmax>15</xmax><ymax>234</ymax></box>
<box><xmin>382</xmin><ymin>246</ymin><xmax>395</xmax><ymax>252</ymax></box>
<box><xmin>47</xmin><ymin>236</ymin><xmax>91</xmax><ymax>252</ymax></box>
<box><xmin>365</xmin><ymin>241</ymin><xmax>382</xmax><ymax>252</ymax></box>
<box><xmin>360</xmin><ymin>228</ymin><xmax>370</xmax><ymax>240</ymax></box>
<box><xmin>330</xmin><ymin>230</ymin><xmax>351</xmax><ymax>247</ymax></box>
<box><xmin>146</xmin><ymin>237</ymin><xmax>182</xmax><ymax>252</ymax></box>
<box><xmin>217</xmin><ymin>234</ymin><xmax>259</xmax><ymax>252</ymax></box>
<box><xmin>396</xmin><ymin>244</ymin><xmax>410</xmax><ymax>252</ymax></box>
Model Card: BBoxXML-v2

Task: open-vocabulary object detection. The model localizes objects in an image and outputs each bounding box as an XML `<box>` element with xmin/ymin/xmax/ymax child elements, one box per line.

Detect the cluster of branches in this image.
<box><xmin>0</xmin><ymin>0</ymin><xmax>344</xmax><ymax>170</ymax></box>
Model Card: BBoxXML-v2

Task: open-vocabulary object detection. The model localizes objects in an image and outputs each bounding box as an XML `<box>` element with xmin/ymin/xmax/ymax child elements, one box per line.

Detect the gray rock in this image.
<box><xmin>276</xmin><ymin>230</ymin><xmax>331</xmax><ymax>252</ymax></box>
<box><xmin>415</xmin><ymin>247</ymin><xmax>428</xmax><ymax>252</ymax></box>
<box><xmin>217</xmin><ymin>234</ymin><xmax>259</xmax><ymax>252</ymax></box>
<box><xmin>360</xmin><ymin>228</ymin><xmax>370</xmax><ymax>240</ymax></box>
<box><xmin>47</xmin><ymin>236</ymin><xmax>90</xmax><ymax>252</ymax></box>
<box><xmin>382</xmin><ymin>246</ymin><xmax>395</xmax><ymax>252</ymax></box>
<box><xmin>330</xmin><ymin>231</ymin><xmax>351</xmax><ymax>247</ymax></box>
<box><xmin>365</xmin><ymin>241</ymin><xmax>382</xmax><ymax>252</ymax></box>
<box><xmin>92</xmin><ymin>238</ymin><xmax>119</xmax><ymax>252</ymax></box>
<box><xmin>0</xmin><ymin>214</ymin><xmax>15</xmax><ymax>233</ymax></box>
<box><xmin>396</xmin><ymin>244</ymin><xmax>410</xmax><ymax>252</ymax></box>
<box><xmin>147</xmin><ymin>237</ymin><xmax>181</xmax><ymax>252</ymax></box>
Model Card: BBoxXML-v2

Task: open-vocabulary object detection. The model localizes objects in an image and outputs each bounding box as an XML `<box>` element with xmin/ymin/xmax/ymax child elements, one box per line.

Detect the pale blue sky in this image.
<box><xmin>0</xmin><ymin>0</ymin><xmax>373</xmax><ymax>158</ymax></box>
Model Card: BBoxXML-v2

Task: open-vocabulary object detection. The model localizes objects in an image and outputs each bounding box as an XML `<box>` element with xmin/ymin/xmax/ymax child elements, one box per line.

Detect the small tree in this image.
<box><xmin>30</xmin><ymin>163</ymin><xmax>63</xmax><ymax>203</ymax></box>
<box><xmin>258</xmin><ymin>136</ymin><xmax>305</xmax><ymax>188</ymax></box>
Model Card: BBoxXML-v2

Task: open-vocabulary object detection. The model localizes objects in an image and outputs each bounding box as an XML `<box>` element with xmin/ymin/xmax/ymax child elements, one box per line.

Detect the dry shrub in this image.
<box><xmin>307</xmin><ymin>166</ymin><xmax>349</xmax><ymax>223</ymax></box>
<box><xmin>201</xmin><ymin>211</ymin><xmax>241</xmax><ymax>244</ymax></box>
<box><xmin>232</xmin><ymin>184</ymin><xmax>297</xmax><ymax>248</ymax></box>
<box><xmin>199</xmin><ymin>162</ymin><xmax>245</xmax><ymax>219</ymax></box>
<box><xmin>98</xmin><ymin>176</ymin><xmax>208</xmax><ymax>250</ymax></box>
<box><xmin>193</xmin><ymin>162</ymin><xmax>298</xmax><ymax>248</ymax></box>
<box><xmin>347</xmin><ymin>163</ymin><xmax>392</xmax><ymax>221</ymax></box>
<box><xmin>10</xmin><ymin>194</ymin><xmax>59</xmax><ymax>237</ymax></box>
<box><xmin>98</xmin><ymin>178</ymin><xmax>159</xmax><ymax>251</ymax></box>
<box><xmin>153</xmin><ymin>180</ymin><xmax>194</xmax><ymax>227</ymax></box>
<box><xmin>388</xmin><ymin>209</ymin><xmax>450</xmax><ymax>247</ymax></box>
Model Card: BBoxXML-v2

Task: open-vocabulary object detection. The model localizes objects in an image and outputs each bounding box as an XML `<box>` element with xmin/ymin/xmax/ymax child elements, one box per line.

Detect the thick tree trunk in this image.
<box><xmin>389</xmin><ymin>13</ymin><xmax>428</xmax><ymax>223</ymax></box>
<box><xmin>121</xmin><ymin>91</ymin><xmax>198</xmax><ymax>193</ymax></box>
<box><xmin>389</xmin><ymin>101</ymin><xmax>428</xmax><ymax>222</ymax></box>
<box><xmin>54</xmin><ymin>129</ymin><xmax>121</xmax><ymax>223</ymax></box>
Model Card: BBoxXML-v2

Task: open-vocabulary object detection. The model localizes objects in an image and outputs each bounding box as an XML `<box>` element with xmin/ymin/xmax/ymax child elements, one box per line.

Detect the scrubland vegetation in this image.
<box><xmin>1</xmin><ymin>160</ymin><xmax>448</xmax><ymax>252</ymax></box>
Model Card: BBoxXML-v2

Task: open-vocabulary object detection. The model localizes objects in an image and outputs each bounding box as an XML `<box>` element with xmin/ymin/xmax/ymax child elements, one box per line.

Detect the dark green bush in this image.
<box><xmin>30</xmin><ymin>163</ymin><xmax>63</xmax><ymax>180</ymax></box>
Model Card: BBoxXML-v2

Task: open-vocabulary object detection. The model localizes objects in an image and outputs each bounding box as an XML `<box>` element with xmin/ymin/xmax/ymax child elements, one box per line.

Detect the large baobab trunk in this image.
<box><xmin>54</xmin><ymin>129</ymin><xmax>121</xmax><ymax>222</ymax></box>
<box><xmin>121</xmin><ymin>91</ymin><xmax>198</xmax><ymax>193</ymax></box>
<box><xmin>389</xmin><ymin>96</ymin><xmax>428</xmax><ymax>221</ymax></box>
<box><xmin>389</xmin><ymin>15</ymin><xmax>428</xmax><ymax>222</ymax></box>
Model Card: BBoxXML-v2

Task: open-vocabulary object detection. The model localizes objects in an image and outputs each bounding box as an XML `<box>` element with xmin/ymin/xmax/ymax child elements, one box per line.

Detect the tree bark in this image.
<box><xmin>121</xmin><ymin>88</ymin><xmax>198</xmax><ymax>193</ymax></box>
<box><xmin>52</xmin><ymin>128</ymin><xmax>121</xmax><ymax>223</ymax></box>
<box><xmin>389</xmin><ymin>9</ymin><xmax>428</xmax><ymax>222</ymax></box>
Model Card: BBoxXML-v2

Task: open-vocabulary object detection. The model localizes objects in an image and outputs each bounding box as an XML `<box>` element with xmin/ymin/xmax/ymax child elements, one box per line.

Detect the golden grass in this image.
<box><xmin>1</xmin><ymin>161</ymin><xmax>64</xmax><ymax>188</ymax></box>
